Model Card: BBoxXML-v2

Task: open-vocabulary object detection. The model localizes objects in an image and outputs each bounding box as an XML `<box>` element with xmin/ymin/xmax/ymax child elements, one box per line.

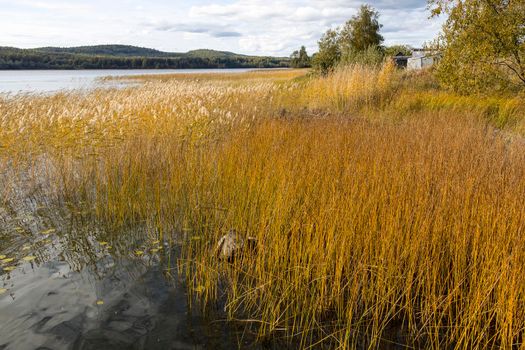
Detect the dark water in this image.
<box><xmin>0</xmin><ymin>169</ymin><xmax>264</xmax><ymax>350</ymax></box>
<box><xmin>0</xmin><ymin>69</ymin><xmax>257</xmax><ymax>94</ymax></box>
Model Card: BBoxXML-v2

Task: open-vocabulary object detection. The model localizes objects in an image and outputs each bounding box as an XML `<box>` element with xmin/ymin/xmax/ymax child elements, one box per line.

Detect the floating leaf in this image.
<box><xmin>1</xmin><ymin>258</ymin><xmax>14</xmax><ymax>263</ymax></box>
<box><xmin>0</xmin><ymin>288</ymin><xmax>6</xmax><ymax>294</ymax></box>
<box><xmin>3</xmin><ymin>267</ymin><xmax>16</xmax><ymax>272</ymax></box>
<box><xmin>134</xmin><ymin>250</ymin><xmax>144</xmax><ymax>256</ymax></box>
<box><xmin>22</xmin><ymin>256</ymin><xmax>36</xmax><ymax>262</ymax></box>
<box><xmin>96</xmin><ymin>300</ymin><xmax>104</xmax><ymax>305</ymax></box>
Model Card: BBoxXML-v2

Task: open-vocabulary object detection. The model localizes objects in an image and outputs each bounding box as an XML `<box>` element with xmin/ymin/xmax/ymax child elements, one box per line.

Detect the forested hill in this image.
<box><xmin>0</xmin><ymin>45</ymin><xmax>290</xmax><ymax>69</ymax></box>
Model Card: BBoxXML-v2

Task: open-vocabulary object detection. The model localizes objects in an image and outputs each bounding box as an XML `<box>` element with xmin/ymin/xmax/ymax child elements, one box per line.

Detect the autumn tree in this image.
<box><xmin>430</xmin><ymin>0</ymin><xmax>525</xmax><ymax>92</ymax></box>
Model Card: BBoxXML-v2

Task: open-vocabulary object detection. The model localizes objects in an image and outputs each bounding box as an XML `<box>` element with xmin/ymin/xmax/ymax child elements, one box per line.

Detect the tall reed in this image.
<box><xmin>1</xmin><ymin>68</ymin><xmax>525</xmax><ymax>349</ymax></box>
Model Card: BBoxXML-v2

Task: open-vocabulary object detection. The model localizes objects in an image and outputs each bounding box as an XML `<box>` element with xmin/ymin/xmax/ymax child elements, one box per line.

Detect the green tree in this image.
<box><xmin>430</xmin><ymin>0</ymin><xmax>525</xmax><ymax>92</ymax></box>
<box><xmin>341</xmin><ymin>45</ymin><xmax>384</xmax><ymax>66</ymax></box>
<box><xmin>312</xmin><ymin>29</ymin><xmax>342</xmax><ymax>74</ymax></box>
<box><xmin>384</xmin><ymin>45</ymin><xmax>412</xmax><ymax>57</ymax></box>
<box><xmin>312</xmin><ymin>5</ymin><xmax>384</xmax><ymax>73</ymax></box>
<box><xmin>290</xmin><ymin>46</ymin><xmax>311</xmax><ymax>68</ymax></box>
<box><xmin>339</xmin><ymin>5</ymin><xmax>384</xmax><ymax>53</ymax></box>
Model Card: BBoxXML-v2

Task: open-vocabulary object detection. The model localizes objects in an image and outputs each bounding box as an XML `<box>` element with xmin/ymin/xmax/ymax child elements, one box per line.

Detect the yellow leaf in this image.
<box><xmin>22</xmin><ymin>246</ymin><xmax>31</xmax><ymax>251</ymax></box>
<box><xmin>96</xmin><ymin>300</ymin><xmax>104</xmax><ymax>305</ymax></box>
<box><xmin>99</xmin><ymin>241</ymin><xmax>108</xmax><ymax>246</ymax></box>
<box><xmin>0</xmin><ymin>255</ymin><xmax>5</xmax><ymax>260</ymax></box>
<box><xmin>3</xmin><ymin>267</ymin><xmax>16</xmax><ymax>272</ymax></box>
<box><xmin>1</xmin><ymin>258</ymin><xmax>14</xmax><ymax>263</ymax></box>
<box><xmin>22</xmin><ymin>256</ymin><xmax>36</xmax><ymax>262</ymax></box>
<box><xmin>152</xmin><ymin>240</ymin><xmax>160</xmax><ymax>244</ymax></box>
<box><xmin>150</xmin><ymin>248</ymin><xmax>159</xmax><ymax>253</ymax></box>
<box><xmin>41</xmin><ymin>229</ymin><xmax>56</xmax><ymax>234</ymax></box>
<box><xmin>194</xmin><ymin>285</ymin><xmax>205</xmax><ymax>293</ymax></box>
<box><xmin>134</xmin><ymin>250</ymin><xmax>144</xmax><ymax>256</ymax></box>
<box><xmin>0</xmin><ymin>288</ymin><xmax>6</xmax><ymax>294</ymax></box>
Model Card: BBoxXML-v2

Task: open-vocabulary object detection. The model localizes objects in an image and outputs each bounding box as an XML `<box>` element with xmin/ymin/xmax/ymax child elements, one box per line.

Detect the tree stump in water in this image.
<box><xmin>216</xmin><ymin>230</ymin><xmax>257</xmax><ymax>262</ymax></box>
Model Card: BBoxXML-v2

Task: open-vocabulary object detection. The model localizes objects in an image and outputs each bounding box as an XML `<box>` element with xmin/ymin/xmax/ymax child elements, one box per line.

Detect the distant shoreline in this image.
<box><xmin>0</xmin><ymin>67</ymin><xmax>291</xmax><ymax>71</ymax></box>
<box><xmin>0</xmin><ymin>45</ymin><xmax>291</xmax><ymax>70</ymax></box>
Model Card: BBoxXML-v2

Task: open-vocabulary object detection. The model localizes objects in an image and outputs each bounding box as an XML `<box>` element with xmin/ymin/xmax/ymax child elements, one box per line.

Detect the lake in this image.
<box><xmin>0</xmin><ymin>69</ymin><xmax>257</xmax><ymax>94</ymax></box>
<box><xmin>0</xmin><ymin>166</ymin><xmax>272</xmax><ymax>350</ymax></box>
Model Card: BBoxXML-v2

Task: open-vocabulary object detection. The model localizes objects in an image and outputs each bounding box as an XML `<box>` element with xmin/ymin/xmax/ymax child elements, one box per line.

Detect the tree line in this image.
<box><xmin>0</xmin><ymin>47</ymin><xmax>290</xmax><ymax>70</ymax></box>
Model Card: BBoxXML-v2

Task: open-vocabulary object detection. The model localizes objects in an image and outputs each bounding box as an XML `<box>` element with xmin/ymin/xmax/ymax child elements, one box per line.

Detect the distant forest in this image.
<box><xmin>0</xmin><ymin>45</ymin><xmax>290</xmax><ymax>69</ymax></box>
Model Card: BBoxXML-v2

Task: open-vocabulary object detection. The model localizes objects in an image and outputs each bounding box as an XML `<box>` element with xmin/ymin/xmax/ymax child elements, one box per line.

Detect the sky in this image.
<box><xmin>0</xmin><ymin>0</ymin><xmax>445</xmax><ymax>56</ymax></box>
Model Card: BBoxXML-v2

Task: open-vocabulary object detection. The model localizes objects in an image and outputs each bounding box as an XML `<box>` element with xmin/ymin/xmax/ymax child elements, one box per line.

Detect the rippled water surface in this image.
<box><xmin>0</xmin><ymin>168</ymin><xmax>266</xmax><ymax>350</ymax></box>
<box><xmin>0</xmin><ymin>69</ymin><xmax>256</xmax><ymax>94</ymax></box>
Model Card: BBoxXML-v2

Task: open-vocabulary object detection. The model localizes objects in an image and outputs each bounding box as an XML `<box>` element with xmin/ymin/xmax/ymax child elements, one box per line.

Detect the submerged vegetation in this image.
<box><xmin>1</xmin><ymin>66</ymin><xmax>525</xmax><ymax>349</ymax></box>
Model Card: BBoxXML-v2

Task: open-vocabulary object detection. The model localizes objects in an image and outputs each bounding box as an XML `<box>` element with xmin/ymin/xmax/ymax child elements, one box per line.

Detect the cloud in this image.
<box><xmin>213</xmin><ymin>31</ymin><xmax>242</xmax><ymax>38</ymax></box>
<box><xmin>181</xmin><ymin>0</ymin><xmax>443</xmax><ymax>55</ymax></box>
<box><xmin>149</xmin><ymin>21</ymin><xmax>242</xmax><ymax>38</ymax></box>
<box><xmin>0</xmin><ymin>0</ymin><xmax>445</xmax><ymax>56</ymax></box>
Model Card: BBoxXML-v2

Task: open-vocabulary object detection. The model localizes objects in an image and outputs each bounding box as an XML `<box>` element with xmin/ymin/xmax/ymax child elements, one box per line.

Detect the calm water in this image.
<box><xmin>0</xmin><ymin>69</ymin><xmax>256</xmax><ymax>94</ymax></box>
<box><xmin>0</xmin><ymin>167</ymin><xmax>272</xmax><ymax>350</ymax></box>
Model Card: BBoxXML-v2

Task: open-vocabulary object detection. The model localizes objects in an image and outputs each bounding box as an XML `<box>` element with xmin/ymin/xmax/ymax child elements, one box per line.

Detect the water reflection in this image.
<box><xmin>0</xmin><ymin>168</ymin><xmax>267</xmax><ymax>350</ymax></box>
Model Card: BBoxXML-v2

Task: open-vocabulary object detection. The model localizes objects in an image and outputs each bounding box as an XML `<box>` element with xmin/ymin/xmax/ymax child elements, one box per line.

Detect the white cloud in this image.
<box><xmin>0</xmin><ymin>0</ymin><xmax>445</xmax><ymax>56</ymax></box>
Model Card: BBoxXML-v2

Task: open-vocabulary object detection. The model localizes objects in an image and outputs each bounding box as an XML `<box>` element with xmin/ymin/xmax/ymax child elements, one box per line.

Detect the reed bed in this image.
<box><xmin>1</xmin><ymin>67</ymin><xmax>525</xmax><ymax>349</ymax></box>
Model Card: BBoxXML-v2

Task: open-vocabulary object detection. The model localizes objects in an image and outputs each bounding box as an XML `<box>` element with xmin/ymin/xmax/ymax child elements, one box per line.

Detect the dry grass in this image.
<box><xmin>1</xmin><ymin>67</ymin><xmax>525</xmax><ymax>349</ymax></box>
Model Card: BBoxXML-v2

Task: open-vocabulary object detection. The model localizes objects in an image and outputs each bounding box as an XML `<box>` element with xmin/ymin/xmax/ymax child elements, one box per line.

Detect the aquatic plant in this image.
<box><xmin>1</xmin><ymin>68</ymin><xmax>525</xmax><ymax>349</ymax></box>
